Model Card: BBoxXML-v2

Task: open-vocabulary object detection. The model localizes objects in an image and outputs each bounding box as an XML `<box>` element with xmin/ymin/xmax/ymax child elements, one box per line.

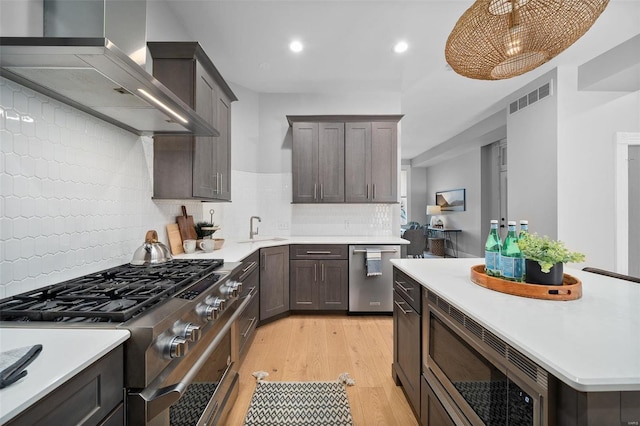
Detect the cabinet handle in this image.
<box><xmin>314</xmin><ymin>263</ymin><xmax>317</xmax><ymax>282</ymax></box>
<box><xmin>314</xmin><ymin>184</ymin><xmax>317</xmax><ymax>201</ymax></box>
<box><xmin>373</xmin><ymin>184</ymin><xmax>376</xmax><ymax>199</ymax></box>
<box><xmin>320</xmin><ymin>184</ymin><xmax>324</xmax><ymax>200</ymax></box>
<box><xmin>366</xmin><ymin>184</ymin><xmax>369</xmax><ymax>199</ymax></box>
<box><xmin>394</xmin><ymin>280</ymin><xmax>412</xmax><ymax>292</ymax></box>
<box><xmin>394</xmin><ymin>300</ymin><xmax>413</xmax><ymax>315</ymax></box>
<box><xmin>239</xmin><ymin>262</ymin><xmax>257</xmax><ymax>281</ymax></box>
<box><xmin>321</xmin><ymin>263</ymin><xmax>325</xmax><ymax>282</ymax></box>
<box><xmin>219</xmin><ymin>173</ymin><xmax>223</xmax><ymax>194</ymax></box>
<box><xmin>242</xmin><ymin>262</ymin><xmax>256</xmax><ymax>273</ymax></box>
<box><xmin>306</xmin><ymin>250</ymin><xmax>332</xmax><ymax>255</ymax></box>
<box><xmin>241</xmin><ymin>317</ymin><xmax>257</xmax><ymax>338</ymax></box>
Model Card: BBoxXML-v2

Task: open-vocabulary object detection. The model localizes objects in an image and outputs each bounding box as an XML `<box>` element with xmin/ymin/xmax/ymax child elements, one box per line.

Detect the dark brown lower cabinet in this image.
<box><xmin>290</xmin><ymin>259</ymin><xmax>348</xmax><ymax>310</ymax></box>
<box><xmin>6</xmin><ymin>346</ymin><xmax>123</xmax><ymax>426</ymax></box>
<box><xmin>421</xmin><ymin>375</ymin><xmax>456</xmax><ymax>426</ymax></box>
<box><xmin>259</xmin><ymin>245</ymin><xmax>289</xmax><ymax>323</ymax></box>
<box><xmin>393</xmin><ymin>289</ymin><xmax>421</xmax><ymax>419</ymax></box>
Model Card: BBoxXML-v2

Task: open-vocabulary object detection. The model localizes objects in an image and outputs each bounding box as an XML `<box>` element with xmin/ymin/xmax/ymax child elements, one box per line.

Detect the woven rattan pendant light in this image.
<box><xmin>445</xmin><ymin>0</ymin><xmax>610</xmax><ymax>80</ymax></box>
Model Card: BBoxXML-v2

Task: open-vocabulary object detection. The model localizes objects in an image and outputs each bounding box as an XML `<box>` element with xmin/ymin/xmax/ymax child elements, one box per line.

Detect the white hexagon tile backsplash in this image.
<box><xmin>0</xmin><ymin>77</ymin><xmax>199</xmax><ymax>298</ymax></box>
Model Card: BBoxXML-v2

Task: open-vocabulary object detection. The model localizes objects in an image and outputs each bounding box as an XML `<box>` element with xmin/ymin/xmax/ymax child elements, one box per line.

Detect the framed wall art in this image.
<box><xmin>435</xmin><ymin>188</ymin><xmax>465</xmax><ymax>212</ymax></box>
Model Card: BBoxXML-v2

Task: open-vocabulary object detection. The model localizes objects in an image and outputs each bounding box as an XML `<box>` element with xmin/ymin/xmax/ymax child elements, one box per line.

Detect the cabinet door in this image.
<box><xmin>292</xmin><ymin>122</ymin><xmax>319</xmax><ymax>203</ymax></box>
<box><xmin>318</xmin><ymin>122</ymin><xmax>345</xmax><ymax>202</ymax></box>
<box><xmin>290</xmin><ymin>260</ymin><xmax>318</xmax><ymax>310</ymax></box>
<box><xmin>215</xmin><ymin>91</ymin><xmax>231</xmax><ymax>200</ymax></box>
<box><xmin>259</xmin><ymin>245</ymin><xmax>290</xmax><ymax>322</ymax></box>
<box><xmin>370</xmin><ymin>121</ymin><xmax>397</xmax><ymax>202</ymax></box>
<box><xmin>345</xmin><ymin>122</ymin><xmax>372</xmax><ymax>202</ymax></box>
<box><xmin>193</xmin><ymin>63</ymin><xmax>217</xmax><ymax>199</ymax></box>
<box><xmin>318</xmin><ymin>260</ymin><xmax>348</xmax><ymax>310</ymax></box>
<box><xmin>394</xmin><ymin>290</ymin><xmax>421</xmax><ymax>415</ymax></box>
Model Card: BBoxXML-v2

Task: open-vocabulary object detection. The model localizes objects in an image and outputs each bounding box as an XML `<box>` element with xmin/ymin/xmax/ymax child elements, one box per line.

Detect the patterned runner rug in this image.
<box><xmin>243</xmin><ymin>372</ymin><xmax>355</xmax><ymax>426</ymax></box>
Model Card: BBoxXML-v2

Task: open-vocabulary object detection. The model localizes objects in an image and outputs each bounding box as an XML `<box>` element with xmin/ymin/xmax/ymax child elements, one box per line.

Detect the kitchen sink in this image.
<box><xmin>237</xmin><ymin>237</ymin><xmax>288</xmax><ymax>244</ymax></box>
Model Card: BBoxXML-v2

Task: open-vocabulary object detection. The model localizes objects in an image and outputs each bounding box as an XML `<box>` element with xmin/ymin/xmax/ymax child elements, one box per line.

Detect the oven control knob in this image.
<box><xmin>199</xmin><ymin>297</ymin><xmax>225</xmax><ymax>321</ymax></box>
<box><xmin>183</xmin><ymin>323</ymin><xmax>201</xmax><ymax>342</ymax></box>
<box><xmin>169</xmin><ymin>336</ymin><xmax>187</xmax><ymax>358</ymax></box>
<box><xmin>224</xmin><ymin>280</ymin><xmax>242</xmax><ymax>297</ymax></box>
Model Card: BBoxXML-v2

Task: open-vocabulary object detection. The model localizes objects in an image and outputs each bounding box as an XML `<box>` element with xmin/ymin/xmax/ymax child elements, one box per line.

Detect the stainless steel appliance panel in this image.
<box><xmin>348</xmin><ymin>245</ymin><xmax>400</xmax><ymax>312</ymax></box>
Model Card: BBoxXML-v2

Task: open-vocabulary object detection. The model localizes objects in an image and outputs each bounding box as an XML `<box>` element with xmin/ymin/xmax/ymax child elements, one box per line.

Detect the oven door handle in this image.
<box><xmin>139</xmin><ymin>289</ymin><xmax>256</xmax><ymax>421</ymax></box>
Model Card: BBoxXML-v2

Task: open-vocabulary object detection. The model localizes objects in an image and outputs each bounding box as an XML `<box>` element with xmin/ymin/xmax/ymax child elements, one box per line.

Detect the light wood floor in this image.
<box><xmin>224</xmin><ymin>314</ymin><xmax>419</xmax><ymax>426</ymax></box>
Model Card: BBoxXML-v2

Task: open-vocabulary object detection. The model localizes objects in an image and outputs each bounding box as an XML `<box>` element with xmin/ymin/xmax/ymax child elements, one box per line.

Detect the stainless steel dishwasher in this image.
<box><xmin>348</xmin><ymin>245</ymin><xmax>400</xmax><ymax>313</ymax></box>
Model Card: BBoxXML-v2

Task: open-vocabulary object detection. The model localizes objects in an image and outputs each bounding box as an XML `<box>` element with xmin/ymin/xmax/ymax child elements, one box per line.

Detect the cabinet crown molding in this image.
<box><xmin>287</xmin><ymin>114</ymin><xmax>403</xmax><ymax>126</ymax></box>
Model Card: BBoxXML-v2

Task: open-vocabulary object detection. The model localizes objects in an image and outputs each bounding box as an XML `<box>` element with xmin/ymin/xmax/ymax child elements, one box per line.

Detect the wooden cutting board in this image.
<box><xmin>166</xmin><ymin>223</ymin><xmax>184</xmax><ymax>255</ymax></box>
<box><xmin>177</xmin><ymin>205</ymin><xmax>198</xmax><ymax>242</ymax></box>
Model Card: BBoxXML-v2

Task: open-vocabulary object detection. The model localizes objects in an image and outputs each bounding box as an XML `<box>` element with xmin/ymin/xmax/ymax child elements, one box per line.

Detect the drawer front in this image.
<box><xmin>290</xmin><ymin>244</ymin><xmax>348</xmax><ymax>260</ymax></box>
<box><xmin>238</xmin><ymin>252</ymin><xmax>260</xmax><ymax>299</ymax></box>
<box><xmin>238</xmin><ymin>293</ymin><xmax>260</xmax><ymax>356</ymax></box>
<box><xmin>393</xmin><ymin>268</ymin><xmax>421</xmax><ymax>313</ymax></box>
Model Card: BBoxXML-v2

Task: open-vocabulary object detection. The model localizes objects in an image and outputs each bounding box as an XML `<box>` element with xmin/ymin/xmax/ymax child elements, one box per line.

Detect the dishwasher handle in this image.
<box><xmin>352</xmin><ymin>249</ymin><xmax>398</xmax><ymax>254</ymax></box>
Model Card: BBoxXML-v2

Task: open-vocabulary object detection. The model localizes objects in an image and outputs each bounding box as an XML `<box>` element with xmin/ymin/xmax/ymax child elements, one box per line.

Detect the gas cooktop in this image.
<box><xmin>0</xmin><ymin>259</ymin><xmax>224</xmax><ymax>323</ymax></box>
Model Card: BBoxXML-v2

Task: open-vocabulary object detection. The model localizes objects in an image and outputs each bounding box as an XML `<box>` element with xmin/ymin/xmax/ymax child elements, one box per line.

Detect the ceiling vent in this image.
<box><xmin>509</xmin><ymin>81</ymin><xmax>552</xmax><ymax>115</ymax></box>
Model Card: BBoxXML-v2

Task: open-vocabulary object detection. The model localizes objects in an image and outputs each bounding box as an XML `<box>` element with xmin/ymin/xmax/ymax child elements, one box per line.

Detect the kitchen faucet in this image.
<box><xmin>250</xmin><ymin>216</ymin><xmax>261</xmax><ymax>239</ymax></box>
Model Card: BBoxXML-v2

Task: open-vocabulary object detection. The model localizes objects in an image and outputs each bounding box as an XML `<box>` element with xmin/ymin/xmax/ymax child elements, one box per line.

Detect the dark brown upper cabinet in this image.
<box><xmin>148</xmin><ymin>42</ymin><xmax>237</xmax><ymax>201</ymax></box>
<box><xmin>291</xmin><ymin>122</ymin><xmax>345</xmax><ymax>203</ymax></box>
<box><xmin>288</xmin><ymin>115</ymin><xmax>402</xmax><ymax>204</ymax></box>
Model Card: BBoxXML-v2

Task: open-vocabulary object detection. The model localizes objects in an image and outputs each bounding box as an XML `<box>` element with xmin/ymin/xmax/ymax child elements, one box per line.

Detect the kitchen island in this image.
<box><xmin>391</xmin><ymin>257</ymin><xmax>640</xmax><ymax>425</ymax></box>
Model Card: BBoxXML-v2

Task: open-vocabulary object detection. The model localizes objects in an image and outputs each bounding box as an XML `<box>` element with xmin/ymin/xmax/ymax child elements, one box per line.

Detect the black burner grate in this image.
<box><xmin>0</xmin><ymin>259</ymin><xmax>223</xmax><ymax>323</ymax></box>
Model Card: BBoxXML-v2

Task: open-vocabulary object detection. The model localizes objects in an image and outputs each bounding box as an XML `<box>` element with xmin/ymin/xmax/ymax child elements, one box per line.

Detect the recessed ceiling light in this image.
<box><xmin>289</xmin><ymin>40</ymin><xmax>304</xmax><ymax>53</ymax></box>
<box><xmin>394</xmin><ymin>41</ymin><xmax>409</xmax><ymax>54</ymax></box>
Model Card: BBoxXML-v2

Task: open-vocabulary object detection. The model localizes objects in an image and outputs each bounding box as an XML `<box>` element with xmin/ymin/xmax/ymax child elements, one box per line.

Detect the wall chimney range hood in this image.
<box><xmin>0</xmin><ymin>0</ymin><xmax>219</xmax><ymax>137</ymax></box>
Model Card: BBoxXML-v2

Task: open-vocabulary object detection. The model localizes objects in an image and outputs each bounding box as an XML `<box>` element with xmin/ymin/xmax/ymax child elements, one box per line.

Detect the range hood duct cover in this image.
<box><xmin>0</xmin><ymin>0</ymin><xmax>218</xmax><ymax>136</ymax></box>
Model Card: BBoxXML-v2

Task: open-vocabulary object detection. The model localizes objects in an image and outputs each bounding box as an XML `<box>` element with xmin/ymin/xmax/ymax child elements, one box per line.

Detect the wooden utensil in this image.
<box><xmin>166</xmin><ymin>224</ymin><xmax>184</xmax><ymax>255</ymax></box>
<box><xmin>177</xmin><ymin>205</ymin><xmax>198</xmax><ymax>242</ymax></box>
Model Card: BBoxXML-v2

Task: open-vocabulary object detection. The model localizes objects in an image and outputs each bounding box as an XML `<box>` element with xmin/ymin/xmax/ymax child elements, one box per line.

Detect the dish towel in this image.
<box><xmin>0</xmin><ymin>344</ymin><xmax>43</xmax><ymax>389</ymax></box>
<box><xmin>365</xmin><ymin>248</ymin><xmax>382</xmax><ymax>277</ymax></box>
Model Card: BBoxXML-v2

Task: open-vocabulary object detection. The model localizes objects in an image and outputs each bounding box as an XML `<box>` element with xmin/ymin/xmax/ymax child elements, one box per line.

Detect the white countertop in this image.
<box><xmin>391</xmin><ymin>258</ymin><xmax>640</xmax><ymax>392</ymax></box>
<box><xmin>176</xmin><ymin>235</ymin><xmax>409</xmax><ymax>262</ymax></box>
<box><xmin>0</xmin><ymin>328</ymin><xmax>130</xmax><ymax>423</ymax></box>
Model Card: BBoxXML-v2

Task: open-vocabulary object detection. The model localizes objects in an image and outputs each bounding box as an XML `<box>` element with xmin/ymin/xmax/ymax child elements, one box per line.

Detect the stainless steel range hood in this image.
<box><xmin>0</xmin><ymin>0</ymin><xmax>218</xmax><ymax>137</ymax></box>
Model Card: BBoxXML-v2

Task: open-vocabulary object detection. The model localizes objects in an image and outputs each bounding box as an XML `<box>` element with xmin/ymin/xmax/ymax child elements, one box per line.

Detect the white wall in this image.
<box><xmin>207</xmin><ymin>87</ymin><xmax>403</xmax><ymax>240</ymax></box>
<box><xmin>0</xmin><ymin>0</ymin><xmax>43</xmax><ymax>36</ymax></box>
<box><xmin>557</xmin><ymin>67</ymin><xmax>640</xmax><ymax>271</ymax></box>
<box><xmin>0</xmin><ymin>77</ymin><xmax>205</xmax><ymax>298</ymax></box>
<box><xmin>425</xmin><ymin>149</ymin><xmax>482</xmax><ymax>257</ymax></box>
<box><xmin>146</xmin><ymin>0</ymin><xmax>193</xmax><ymax>41</ymax></box>
<box><xmin>506</xmin><ymin>70</ymin><xmax>559</xmax><ymax>239</ymax></box>
<box><xmin>256</xmin><ymin>92</ymin><xmax>402</xmax><ymax>173</ymax></box>
<box><xmin>422</xmin><ymin>64</ymin><xmax>640</xmax><ymax>272</ymax></box>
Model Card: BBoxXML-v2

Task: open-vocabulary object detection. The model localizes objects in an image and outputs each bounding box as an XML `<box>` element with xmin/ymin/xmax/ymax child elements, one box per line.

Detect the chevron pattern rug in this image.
<box><xmin>243</xmin><ymin>373</ymin><xmax>355</xmax><ymax>425</ymax></box>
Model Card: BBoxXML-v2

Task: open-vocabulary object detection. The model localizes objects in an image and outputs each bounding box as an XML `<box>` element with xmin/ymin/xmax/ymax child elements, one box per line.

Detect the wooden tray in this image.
<box><xmin>470</xmin><ymin>264</ymin><xmax>582</xmax><ymax>301</ymax></box>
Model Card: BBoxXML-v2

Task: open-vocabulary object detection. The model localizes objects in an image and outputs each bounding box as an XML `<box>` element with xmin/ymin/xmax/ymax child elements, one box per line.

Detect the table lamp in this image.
<box><xmin>426</xmin><ymin>205</ymin><xmax>441</xmax><ymax>227</ymax></box>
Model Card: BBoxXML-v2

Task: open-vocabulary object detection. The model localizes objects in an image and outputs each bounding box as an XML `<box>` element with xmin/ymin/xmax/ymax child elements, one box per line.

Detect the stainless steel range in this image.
<box><xmin>0</xmin><ymin>258</ymin><xmax>253</xmax><ymax>425</ymax></box>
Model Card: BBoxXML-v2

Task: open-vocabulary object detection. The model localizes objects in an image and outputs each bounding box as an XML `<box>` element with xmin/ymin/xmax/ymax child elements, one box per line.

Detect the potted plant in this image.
<box><xmin>517</xmin><ymin>233</ymin><xmax>585</xmax><ymax>285</ymax></box>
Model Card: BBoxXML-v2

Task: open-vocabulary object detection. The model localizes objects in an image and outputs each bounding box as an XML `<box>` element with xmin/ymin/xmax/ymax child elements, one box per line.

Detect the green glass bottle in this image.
<box><xmin>519</xmin><ymin>220</ymin><xmax>529</xmax><ymax>278</ymax></box>
<box><xmin>519</xmin><ymin>220</ymin><xmax>529</xmax><ymax>238</ymax></box>
<box><xmin>484</xmin><ymin>220</ymin><xmax>501</xmax><ymax>277</ymax></box>
<box><xmin>501</xmin><ymin>221</ymin><xmax>523</xmax><ymax>281</ymax></box>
